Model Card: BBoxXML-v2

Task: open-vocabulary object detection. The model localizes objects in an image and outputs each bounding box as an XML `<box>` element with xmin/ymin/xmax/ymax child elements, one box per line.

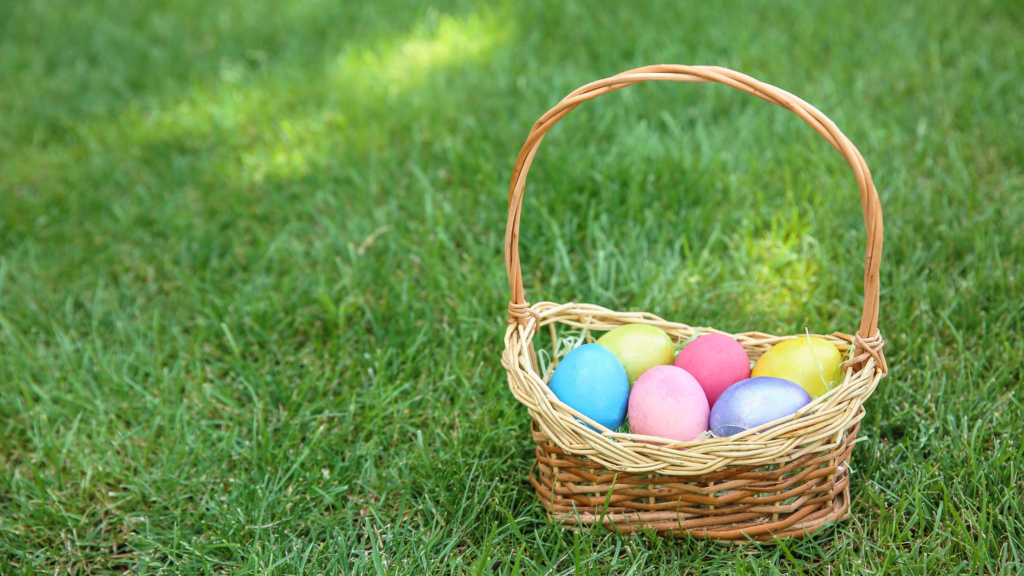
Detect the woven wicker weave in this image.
<box><xmin>500</xmin><ymin>65</ymin><xmax>888</xmax><ymax>541</ymax></box>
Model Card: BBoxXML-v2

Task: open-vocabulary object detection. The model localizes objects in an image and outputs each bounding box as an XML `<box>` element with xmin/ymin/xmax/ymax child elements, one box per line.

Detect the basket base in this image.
<box><xmin>529</xmin><ymin>421</ymin><xmax>858</xmax><ymax>542</ymax></box>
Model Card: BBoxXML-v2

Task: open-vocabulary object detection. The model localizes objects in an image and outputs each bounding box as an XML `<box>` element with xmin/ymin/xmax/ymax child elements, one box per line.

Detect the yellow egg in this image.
<box><xmin>596</xmin><ymin>324</ymin><xmax>675</xmax><ymax>386</ymax></box>
<box><xmin>751</xmin><ymin>337</ymin><xmax>844</xmax><ymax>397</ymax></box>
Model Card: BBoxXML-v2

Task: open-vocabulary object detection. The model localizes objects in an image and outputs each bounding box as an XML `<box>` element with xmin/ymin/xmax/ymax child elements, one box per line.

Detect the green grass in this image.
<box><xmin>1</xmin><ymin>0</ymin><xmax>1022</xmax><ymax>573</ymax></box>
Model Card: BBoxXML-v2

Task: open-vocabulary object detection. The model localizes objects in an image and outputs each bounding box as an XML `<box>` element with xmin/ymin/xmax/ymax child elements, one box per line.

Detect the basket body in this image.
<box><xmin>502</xmin><ymin>303</ymin><xmax>885</xmax><ymax>541</ymax></box>
<box><xmin>530</xmin><ymin>422</ymin><xmax>856</xmax><ymax>540</ymax></box>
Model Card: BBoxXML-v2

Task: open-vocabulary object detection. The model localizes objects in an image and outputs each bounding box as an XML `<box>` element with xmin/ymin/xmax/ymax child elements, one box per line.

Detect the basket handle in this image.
<box><xmin>505</xmin><ymin>65</ymin><xmax>885</xmax><ymax>371</ymax></box>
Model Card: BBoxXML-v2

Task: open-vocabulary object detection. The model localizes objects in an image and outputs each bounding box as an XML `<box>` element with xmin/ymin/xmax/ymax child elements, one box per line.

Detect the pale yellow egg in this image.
<box><xmin>751</xmin><ymin>337</ymin><xmax>844</xmax><ymax>398</ymax></box>
<box><xmin>596</xmin><ymin>324</ymin><xmax>675</xmax><ymax>386</ymax></box>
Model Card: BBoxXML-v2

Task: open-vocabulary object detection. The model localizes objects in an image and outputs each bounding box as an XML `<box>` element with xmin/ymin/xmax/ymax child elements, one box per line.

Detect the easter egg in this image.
<box><xmin>709</xmin><ymin>377</ymin><xmax>811</xmax><ymax>437</ymax></box>
<box><xmin>673</xmin><ymin>333</ymin><xmax>751</xmax><ymax>408</ymax></box>
<box><xmin>549</xmin><ymin>343</ymin><xmax>629</xmax><ymax>431</ymax></box>
<box><xmin>596</xmin><ymin>324</ymin><xmax>675</xmax><ymax>386</ymax></box>
<box><xmin>627</xmin><ymin>365</ymin><xmax>710</xmax><ymax>442</ymax></box>
<box><xmin>752</xmin><ymin>337</ymin><xmax>844</xmax><ymax>397</ymax></box>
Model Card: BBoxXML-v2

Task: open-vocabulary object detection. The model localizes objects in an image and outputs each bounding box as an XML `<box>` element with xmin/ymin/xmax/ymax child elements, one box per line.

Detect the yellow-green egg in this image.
<box><xmin>751</xmin><ymin>337</ymin><xmax>844</xmax><ymax>397</ymax></box>
<box><xmin>596</xmin><ymin>324</ymin><xmax>674</xmax><ymax>386</ymax></box>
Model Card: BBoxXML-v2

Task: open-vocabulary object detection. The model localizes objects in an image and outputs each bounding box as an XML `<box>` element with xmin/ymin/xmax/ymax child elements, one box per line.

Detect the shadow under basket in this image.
<box><xmin>501</xmin><ymin>66</ymin><xmax>888</xmax><ymax>542</ymax></box>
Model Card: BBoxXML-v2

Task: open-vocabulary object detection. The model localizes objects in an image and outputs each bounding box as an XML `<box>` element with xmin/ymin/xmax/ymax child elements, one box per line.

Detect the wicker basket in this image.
<box><xmin>501</xmin><ymin>65</ymin><xmax>888</xmax><ymax>541</ymax></box>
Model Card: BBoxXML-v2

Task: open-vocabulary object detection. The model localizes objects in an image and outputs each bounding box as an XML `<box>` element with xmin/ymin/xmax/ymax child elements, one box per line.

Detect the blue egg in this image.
<box><xmin>710</xmin><ymin>377</ymin><xmax>812</xmax><ymax>437</ymax></box>
<box><xmin>549</xmin><ymin>344</ymin><xmax>629</xmax><ymax>431</ymax></box>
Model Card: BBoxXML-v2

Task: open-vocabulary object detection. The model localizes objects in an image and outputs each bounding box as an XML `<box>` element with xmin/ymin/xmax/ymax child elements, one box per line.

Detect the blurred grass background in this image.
<box><xmin>1</xmin><ymin>0</ymin><xmax>1022</xmax><ymax>573</ymax></box>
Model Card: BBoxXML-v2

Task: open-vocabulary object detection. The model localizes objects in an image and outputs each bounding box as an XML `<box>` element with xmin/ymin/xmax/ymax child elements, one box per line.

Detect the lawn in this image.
<box><xmin>1</xmin><ymin>0</ymin><xmax>1023</xmax><ymax>573</ymax></box>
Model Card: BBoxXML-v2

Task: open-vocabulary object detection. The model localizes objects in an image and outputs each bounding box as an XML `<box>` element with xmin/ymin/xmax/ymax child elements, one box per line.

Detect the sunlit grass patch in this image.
<box><xmin>1</xmin><ymin>4</ymin><xmax>512</xmax><ymax>193</ymax></box>
<box><xmin>727</xmin><ymin>224</ymin><xmax>821</xmax><ymax>323</ymax></box>
<box><xmin>335</xmin><ymin>8</ymin><xmax>510</xmax><ymax>94</ymax></box>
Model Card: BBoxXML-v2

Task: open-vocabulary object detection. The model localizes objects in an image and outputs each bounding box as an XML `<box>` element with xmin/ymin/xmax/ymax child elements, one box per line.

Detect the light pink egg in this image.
<box><xmin>627</xmin><ymin>365</ymin><xmax>709</xmax><ymax>442</ymax></box>
<box><xmin>673</xmin><ymin>333</ymin><xmax>751</xmax><ymax>408</ymax></box>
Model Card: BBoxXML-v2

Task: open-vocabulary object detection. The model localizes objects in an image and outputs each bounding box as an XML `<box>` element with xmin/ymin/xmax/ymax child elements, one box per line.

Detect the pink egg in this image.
<box><xmin>673</xmin><ymin>333</ymin><xmax>751</xmax><ymax>408</ymax></box>
<box><xmin>628</xmin><ymin>365</ymin><xmax>709</xmax><ymax>442</ymax></box>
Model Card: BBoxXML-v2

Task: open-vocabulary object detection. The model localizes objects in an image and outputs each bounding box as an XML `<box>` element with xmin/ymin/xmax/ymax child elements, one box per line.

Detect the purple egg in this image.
<box><xmin>710</xmin><ymin>377</ymin><xmax>811</xmax><ymax>437</ymax></box>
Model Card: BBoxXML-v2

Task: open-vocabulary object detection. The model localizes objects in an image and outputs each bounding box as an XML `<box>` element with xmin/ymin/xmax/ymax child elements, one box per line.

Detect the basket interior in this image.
<box><xmin>533</xmin><ymin>316</ymin><xmax>856</xmax><ymax>435</ymax></box>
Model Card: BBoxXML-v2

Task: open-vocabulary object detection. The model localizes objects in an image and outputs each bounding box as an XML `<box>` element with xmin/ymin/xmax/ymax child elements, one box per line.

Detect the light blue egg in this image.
<box><xmin>710</xmin><ymin>377</ymin><xmax>811</xmax><ymax>437</ymax></box>
<box><xmin>549</xmin><ymin>343</ymin><xmax>629</xmax><ymax>431</ymax></box>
